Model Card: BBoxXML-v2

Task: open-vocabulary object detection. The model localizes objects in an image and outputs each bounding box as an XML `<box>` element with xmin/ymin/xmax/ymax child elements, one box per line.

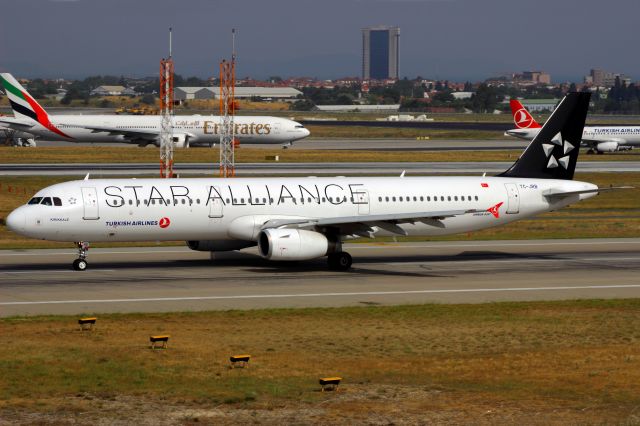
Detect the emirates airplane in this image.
<box><xmin>0</xmin><ymin>73</ymin><xmax>309</xmax><ymax>147</ymax></box>
<box><xmin>7</xmin><ymin>93</ymin><xmax>618</xmax><ymax>271</ymax></box>
<box><xmin>505</xmin><ymin>99</ymin><xmax>640</xmax><ymax>154</ymax></box>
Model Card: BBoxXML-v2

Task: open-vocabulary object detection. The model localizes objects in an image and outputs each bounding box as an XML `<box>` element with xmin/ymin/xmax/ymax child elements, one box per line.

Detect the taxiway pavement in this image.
<box><xmin>1</xmin><ymin>160</ymin><xmax>639</xmax><ymax>176</ymax></box>
<box><xmin>1</xmin><ymin>238</ymin><xmax>639</xmax><ymax>317</ymax></box>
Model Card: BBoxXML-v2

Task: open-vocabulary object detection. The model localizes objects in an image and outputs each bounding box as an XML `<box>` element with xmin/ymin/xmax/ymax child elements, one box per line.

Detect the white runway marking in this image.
<box><xmin>2</xmin><ymin>284</ymin><xmax>640</xmax><ymax>306</ymax></box>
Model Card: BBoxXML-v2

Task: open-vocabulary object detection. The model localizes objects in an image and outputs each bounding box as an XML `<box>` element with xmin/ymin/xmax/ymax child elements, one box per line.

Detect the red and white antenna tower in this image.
<box><xmin>219</xmin><ymin>29</ymin><xmax>236</xmax><ymax>177</ymax></box>
<box><xmin>159</xmin><ymin>28</ymin><xmax>175</xmax><ymax>178</ymax></box>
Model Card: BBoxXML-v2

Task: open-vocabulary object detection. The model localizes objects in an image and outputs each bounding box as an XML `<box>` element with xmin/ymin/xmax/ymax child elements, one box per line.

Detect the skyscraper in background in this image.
<box><xmin>362</xmin><ymin>26</ymin><xmax>400</xmax><ymax>80</ymax></box>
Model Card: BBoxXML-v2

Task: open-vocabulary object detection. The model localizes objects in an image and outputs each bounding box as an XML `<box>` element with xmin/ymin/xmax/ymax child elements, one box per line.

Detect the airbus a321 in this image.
<box><xmin>7</xmin><ymin>93</ymin><xmax>620</xmax><ymax>271</ymax></box>
<box><xmin>505</xmin><ymin>99</ymin><xmax>640</xmax><ymax>154</ymax></box>
<box><xmin>0</xmin><ymin>73</ymin><xmax>309</xmax><ymax>147</ymax></box>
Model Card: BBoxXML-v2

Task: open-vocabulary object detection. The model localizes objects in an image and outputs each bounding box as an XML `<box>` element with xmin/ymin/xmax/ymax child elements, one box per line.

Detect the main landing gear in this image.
<box><xmin>72</xmin><ymin>241</ymin><xmax>89</xmax><ymax>271</ymax></box>
<box><xmin>328</xmin><ymin>252</ymin><xmax>352</xmax><ymax>271</ymax></box>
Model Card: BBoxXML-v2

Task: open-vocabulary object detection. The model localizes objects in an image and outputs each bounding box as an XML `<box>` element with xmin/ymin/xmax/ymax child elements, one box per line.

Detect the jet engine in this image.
<box><xmin>596</xmin><ymin>141</ymin><xmax>619</xmax><ymax>153</ymax></box>
<box><xmin>258</xmin><ymin>229</ymin><xmax>337</xmax><ymax>261</ymax></box>
<box><xmin>186</xmin><ymin>240</ymin><xmax>255</xmax><ymax>252</ymax></box>
<box><xmin>172</xmin><ymin>134</ymin><xmax>190</xmax><ymax>148</ymax></box>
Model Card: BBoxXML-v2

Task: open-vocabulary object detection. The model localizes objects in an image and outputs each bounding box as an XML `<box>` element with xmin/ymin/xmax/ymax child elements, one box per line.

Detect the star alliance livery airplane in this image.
<box><xmin>0</xmin><ymin>73</ymin><xmax>309</xmax><ymax>147</ymax></box>
<box><xmin>7</xmin><ymin>93</ymin><xmax>618</xmax><ymax>271</ymax></box>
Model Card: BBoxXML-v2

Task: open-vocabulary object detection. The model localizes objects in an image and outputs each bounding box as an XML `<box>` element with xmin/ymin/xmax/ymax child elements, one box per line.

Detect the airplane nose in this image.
<box><xmin>6</xmin><ymin>209</ymin><xmax>25</xmax><ymax>233</ymax></box>
<box><xmin>301</xmin><ymin>128</ymin><xmax>310</xmax><ymax>138</ymax></box>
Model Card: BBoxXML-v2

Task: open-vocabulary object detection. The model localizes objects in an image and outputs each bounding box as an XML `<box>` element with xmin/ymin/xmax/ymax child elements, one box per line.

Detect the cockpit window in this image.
<box><xmin>41</xmin><ymin>197</ymin><xmax>53</xmax><ymax>206</ymax></box>
<box><xmin>28</xmin><ymin>197</ymin><xmax>43</xmax><ymax>205</ymax></box>
<box><xmin>53</xmin><ymin>197</ymin><xmax>62</xmax><ymax>206</ymax></box>
<box><xmin>295</xmin><ymin>125</ymin><xmax>305</xmax><ymax>128</ymax></box>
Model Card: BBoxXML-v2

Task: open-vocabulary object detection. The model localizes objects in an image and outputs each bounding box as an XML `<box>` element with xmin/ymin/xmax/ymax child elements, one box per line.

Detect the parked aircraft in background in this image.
<box><xmin>0</xmin><ymin>73</ymin><xmax>309</xmax><ymax>147</ymax></box>
<box><xmin>8</xmin><ymin>92</ymin><xmax>628</xmax><ymax>272</ymax></box>
<box><xmin>505</xmin><ymin>99</ymin><xmax>640</xmax><ymax>154</ymax></box>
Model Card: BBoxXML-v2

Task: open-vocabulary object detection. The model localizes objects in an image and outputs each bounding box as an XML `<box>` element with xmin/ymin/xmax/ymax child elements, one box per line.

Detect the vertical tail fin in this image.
<box><xmin>500</xmin><ymin>92</ymin><xmax>591</xmax><ymax>180</ymax></box>
<box><xmin>0</xmin><ymin>73</ymin><xmax>70</xmax><ymax>138</ymax></box>
<box><xmin>0</xmin><ymin>73</ymin><xmax>50</xmax><ymax>123</ymax></box>
<box><xmin>510</xmin><ymin>99</ymin><xmax>541</xmax><ymax>129</ymax></box>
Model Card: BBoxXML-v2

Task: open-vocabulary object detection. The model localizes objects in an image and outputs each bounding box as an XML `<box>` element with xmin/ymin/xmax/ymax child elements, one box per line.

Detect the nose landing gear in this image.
<box><xmin>72</xmin><ymin>241</ymin><xmax>90</xmax><ymax>271</ymax></box>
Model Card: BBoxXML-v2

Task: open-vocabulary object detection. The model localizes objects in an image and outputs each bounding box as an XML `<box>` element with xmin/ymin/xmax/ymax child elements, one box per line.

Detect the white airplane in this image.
<box><xmin>7</xmin><ymin>93</ymin><xmax>621</xmax><ymax>271</ymax></box>
<box><xmin>505</xmin><ymin>99</ymin><xmax>640</xmax><ymax>154</ymax></box>
<box><xmin>0</xmin><ymin>73</ymin><xmax>309</xmax><ymax>147</ymax></box>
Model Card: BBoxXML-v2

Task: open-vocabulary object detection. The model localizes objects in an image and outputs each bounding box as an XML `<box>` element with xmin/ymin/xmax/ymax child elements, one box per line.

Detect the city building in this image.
<box><xmin>362</xmin><ymin>26</ymin><xmax>400</xmax><ymax>80</ymax></box>
<box><xmin>585</xmin><ymin>69</ymin><xmax>631</xmax><ymax>87</ymax></box>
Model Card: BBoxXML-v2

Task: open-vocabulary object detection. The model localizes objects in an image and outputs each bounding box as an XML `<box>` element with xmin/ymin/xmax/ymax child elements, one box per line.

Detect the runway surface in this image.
<box><xmin>2</xmin><ymin>160</ymin><xmax>639</xmax><ymax>176</ymax></box>
<box><xmin>1</xmin><ymin>238</ymin><xmax>639</xmax><ymax>317</ymax></box>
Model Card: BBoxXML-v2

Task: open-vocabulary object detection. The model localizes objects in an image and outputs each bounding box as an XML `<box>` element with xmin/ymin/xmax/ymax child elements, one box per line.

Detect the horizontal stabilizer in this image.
<box><xmin>543</xmin><ymin>186</ymin><xmax>634</xmax><ymax>199</ymax></box>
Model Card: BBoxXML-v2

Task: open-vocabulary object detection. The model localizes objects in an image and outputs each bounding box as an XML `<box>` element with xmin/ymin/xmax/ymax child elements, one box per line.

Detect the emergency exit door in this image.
<box><xmin>504</xmin><ymin>183</ymin><xmax>520</xmax><ymax>214</ymax></box>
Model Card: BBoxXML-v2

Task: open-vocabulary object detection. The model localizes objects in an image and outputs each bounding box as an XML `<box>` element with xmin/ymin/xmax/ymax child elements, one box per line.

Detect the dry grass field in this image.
<box><xmin>0</xmin><ymin>172</ymin><xmax>638</xmax><ymax>249</ymax></box>
<box><xmin>1</xmin><ymin>301</ymin><xmax>640</xmax><ymax>424</ymax></box>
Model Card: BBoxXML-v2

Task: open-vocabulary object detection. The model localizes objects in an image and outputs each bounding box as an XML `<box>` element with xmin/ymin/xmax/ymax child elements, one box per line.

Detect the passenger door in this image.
<box><xmin>208</xmin><ymin>186</ymin><xmax>224</xmax><ymax>218</ymax></box>
<box><xmin>81</xmin><ymin>187</ymin><xmax>100</xmax><ymax>220</ymax></box>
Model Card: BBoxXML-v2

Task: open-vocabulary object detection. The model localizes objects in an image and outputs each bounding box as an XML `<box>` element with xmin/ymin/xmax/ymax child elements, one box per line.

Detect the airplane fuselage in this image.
<box><xmin>506</xmin><ymin>126</ymin><xmax>640</xmax><ymax>149</ymax></box>
<box><xmin>7</xmin><ymin>176</ymin><xmax>597</xmax><ymax>243</ymax></box>
<box><xmin>7</xmin><ymin>115</ymin><xmax>309</xmax><ymax>146</ymax></box>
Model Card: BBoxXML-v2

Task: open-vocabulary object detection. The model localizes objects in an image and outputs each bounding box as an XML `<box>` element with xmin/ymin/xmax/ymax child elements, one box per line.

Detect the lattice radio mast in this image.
<box><xmin>219</xmin><ymin>29</ymin><xmax>236</xmax><ymax>177</ymax></box>
<box><xmin>159</xmin><ymin>28</ymin><xmax>175</xmax><ymax>178</ymax></box>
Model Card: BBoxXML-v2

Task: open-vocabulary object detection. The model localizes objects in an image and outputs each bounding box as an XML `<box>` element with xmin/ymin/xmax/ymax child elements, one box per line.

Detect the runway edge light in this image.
<box><xmin>319</xmin><ymin>377</ymin><xmax>342</xmax><ymax>392</ymax></box>
<box><xmin>78</xmin><ymin>317</ymin><xmax>97</xmax><ymax>331</ymax></box>
<box><xmin>229</xmin><ymin>354</ymin><xmax>251</xmax><ymax>368</ymax></box>
<box><xmin>149</xmin><ymin>335</ymin><xmax>170</xmax><ymax>349</ymax></box>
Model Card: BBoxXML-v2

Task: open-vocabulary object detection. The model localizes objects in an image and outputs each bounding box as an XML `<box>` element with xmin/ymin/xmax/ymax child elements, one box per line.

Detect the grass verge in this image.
<box><xmin>1</xmin><ymin>300</ymin><xmax>640</xmax><ymax>423</ymax></box>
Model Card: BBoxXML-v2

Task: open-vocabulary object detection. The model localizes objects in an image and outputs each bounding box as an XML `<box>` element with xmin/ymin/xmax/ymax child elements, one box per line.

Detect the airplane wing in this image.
<box><xmin>260</xmin><ymin>209</ymin><xmax>480</xmax><ymax>237</ymax></box>
<box><xmin>84</xmin><ymin>125</ymin><xmax>160</xmax><ymax>142</ymax></box>
<box><xmin>0</xmin><ymin>116</ymin><xmax>35</xmax><ymax>131</ymax></box>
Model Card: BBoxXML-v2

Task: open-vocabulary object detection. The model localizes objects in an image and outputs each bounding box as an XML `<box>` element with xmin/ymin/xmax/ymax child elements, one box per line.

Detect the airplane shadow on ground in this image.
<box><xmin>0</xmin><ymin>250</ymin><xmax>558</xmax><ymax>279</ymax></box>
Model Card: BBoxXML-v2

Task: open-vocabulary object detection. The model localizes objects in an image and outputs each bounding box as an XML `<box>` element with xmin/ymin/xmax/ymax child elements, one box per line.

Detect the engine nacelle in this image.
<box><xmin>172</xmin><ymin>134</ymin><xmax>190</xmax><ymax>148</ymax></box>
<box><xmin>596</xmin><ymin>141</ymin><xmax>619</xmax><ymax>153</ymax></box>
<box><xmin>187</xmin><ymin>240</ymin><xmax>255</xmax><ymax>252</ymax></box>
<box><xmin>258</xmin><ymin>229</ymin><xmax>336</xmax><ymax>261</ymax></box>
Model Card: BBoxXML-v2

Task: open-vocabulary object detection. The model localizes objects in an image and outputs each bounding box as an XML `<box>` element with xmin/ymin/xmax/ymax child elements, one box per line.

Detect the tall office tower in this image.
<box><xmin>362</xmin><ymin>26</ymin><xmax>400</xmax><ymax>80</ymax></box>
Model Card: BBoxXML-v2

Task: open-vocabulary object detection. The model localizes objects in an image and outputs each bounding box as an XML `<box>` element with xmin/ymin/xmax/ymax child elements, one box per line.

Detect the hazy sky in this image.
<box><xmin>1</xmin><ymin>0</ymin><xmax>638</xmax><ymax>82</ymax></box>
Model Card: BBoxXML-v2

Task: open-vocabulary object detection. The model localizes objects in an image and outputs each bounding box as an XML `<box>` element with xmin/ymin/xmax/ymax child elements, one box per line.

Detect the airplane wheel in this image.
<box><xmin>586</xmin><ymin>149</ymin><xmax>595</xmax><ymax>155</ymax></box>
<box><xmin>73</xmin><ymin>259</ymin><xmax>88</xmax><ymax>271</ymax></box>
<box><xmin>328</xmin><ymin>252</ymin><xmax>352</xmax><ymax>271</ymax></box>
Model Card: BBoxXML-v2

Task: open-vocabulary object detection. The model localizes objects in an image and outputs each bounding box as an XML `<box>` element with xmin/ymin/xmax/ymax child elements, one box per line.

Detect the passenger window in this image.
<box><xmin>41</xmin><ymin>197</ymin><xmax>53</xmax><ymax>206</ymax></box>
<box><xmin>392</xmin><ymin>197</ymin><xmax>396</xmax><ymax>202</ymax></box>
<box><xmin>420</xmin><ymin>196</ymin><xmax>424</xmax><ymax>201</ymax></box>
<box><xmin>28</xmin><ymin>197</ymin><xmax>43</xmax><ymax>205</ymax></box>
<box><xmin>53</xmin><ymin>197</ymin><xmax>62</xmax><ymax>206</ymax></box>
<box><xmin>181</xmin><ymin>199</ymin><xmax>186</xmax><ymax>204</ymax></box>
<box><xmin>440</xmin><ymin>196</ymin><xmax>444</xmax><ymax>201</ymax></box>
<box><xmin>196</xmin><ymin>199</ymin><xmax>201</xmax><ymax>204</ymax></box>
<box><xmin>448</xmin><ymin>196</ymin><xmax>451</xmax><ymax>201</ymax></box>
<box><xmin>399</xmin><ymin>197</ymin><xmax>403</xmax><ymax>201</ymax></box>
<box><xmin>454</xmin><ymin>196</ymin><xmax>458</xmax><ymax>201</ymax></box>
<box><xmin>475</xmin><ymin>196</ymin><xmax>479</xmax><ymax>201</ymax></box>
<box><xmin>378</xmin><ymin>197</ymin><xmax>382</xmax><ymax>202</ymax></box>
<box><xmin>413</xmin><ymin>196</ymin><xmax>417</xmax><ymax>201</ymax></box>
<box><xmin>385</xmin><ymin>197</ymin><xmax>389</xmax><ymax>202</ymax></box>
